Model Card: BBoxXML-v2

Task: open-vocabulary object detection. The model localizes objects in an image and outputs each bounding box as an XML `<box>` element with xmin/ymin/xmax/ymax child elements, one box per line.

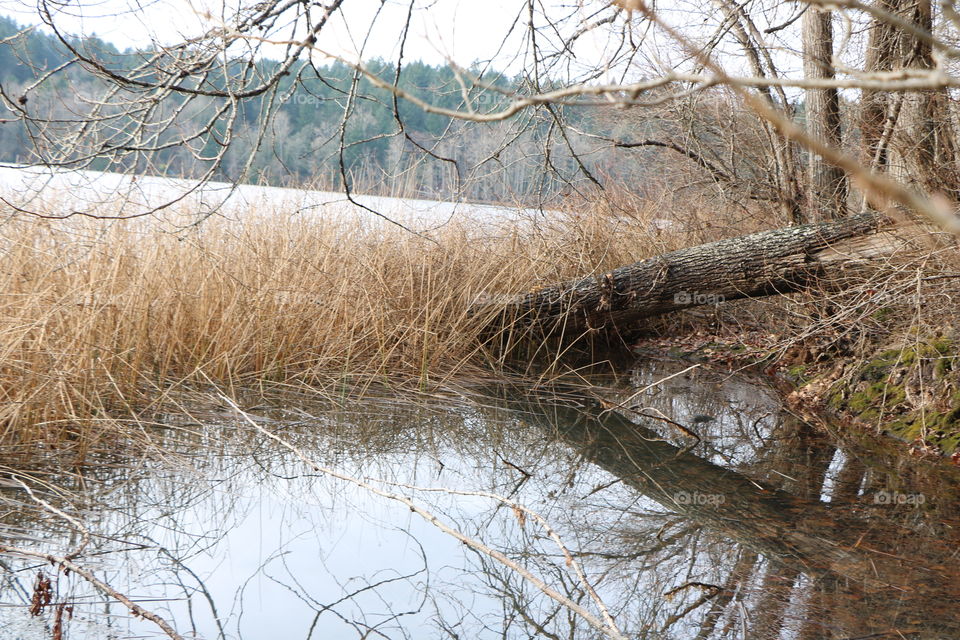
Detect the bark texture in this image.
<box><xmin>802</xmin><ymin>8</ymin><xmax>847</xmax><ymax>219</ymax></box>
<box><xmin>860</xmin><ymin>0</ymin><xmax>900</xmax><ymax>171</ymax></box>
<box><xmin>860</xmin><ymin>0</ymin><xmax>960</xmax><ymax>195</ymax></box>
<box><xmin>485</xmin><ymin>212</ymin><xmax>893</xmax><ymax>334</ymax></box>
<box><xmin>892</xmin><ymin>0</ymin><xmax>960</xmax><ymax>196</ymax></box>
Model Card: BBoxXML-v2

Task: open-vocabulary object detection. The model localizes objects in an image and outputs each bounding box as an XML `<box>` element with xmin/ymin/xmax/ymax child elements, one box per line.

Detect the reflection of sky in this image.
<box><xmin>0</xmin><ymin>417</ymin><xmax>632</xmax><ymax>638</ymax></box>
<box><xmin>150</xmin><ymin>451</ymin><xmax>513</xmax><ymax>637</ymax></box>
<box><xmin>625</xmin><ymin>362</ymin><xmax>783</xmax><ymax>468</ymax></box>
<box><xmin>0</xmin><ymin>362</ymin><xmax>793</xmax><ymax>639</ymax></box>
<box><xmin>168</xmin><ymin>475</ymin><xmax>468</xmax><ymax>639</ymax></box>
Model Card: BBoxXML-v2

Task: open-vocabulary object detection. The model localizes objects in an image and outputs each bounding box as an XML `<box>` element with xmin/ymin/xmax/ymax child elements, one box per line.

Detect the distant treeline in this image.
<box><xmin>0</xmin><ymin>15</ymin><xmax>647</xmax><ymax>204</ymax></box>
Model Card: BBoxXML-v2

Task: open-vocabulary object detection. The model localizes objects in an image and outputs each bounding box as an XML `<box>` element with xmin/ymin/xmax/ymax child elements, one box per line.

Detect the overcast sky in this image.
<box><xmin>0</xmin><ymin>0</ymin><xmax>623</xmax><ymax>75</ymax></box>
<box><xmin>0</xmin><ymin>0</ymin><xmax>820</xmax><ymax>96</ymax></box>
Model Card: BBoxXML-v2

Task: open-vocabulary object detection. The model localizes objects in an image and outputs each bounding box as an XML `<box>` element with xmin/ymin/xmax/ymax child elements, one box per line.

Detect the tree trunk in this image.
<box><xmin>719</xmin><ymin>0</ymin><xmax>805</xmax><ymax>224</ymax></box>
<box><xmin>860</xmin><ymin>0</ymin><xmax>900</xmax><ymax>171</ymax></box>
<box><xmin>484</xmin><ymin>212</ymin><xmax>893</xmax><ymax>335</ymax></box>
<box><xmin>891</xmin><ymin>0</ymin><xmax>960</xmax><ymax>197</ymax></box>
<box><xmin>802</xmin><ymin>8</ymin><xmax>847</xmax><ymax>219</ymax></box>
<box><xmin>860</xmin><ymin>0</ymin><xmax>960</xmax><ymax>196</ymax></box>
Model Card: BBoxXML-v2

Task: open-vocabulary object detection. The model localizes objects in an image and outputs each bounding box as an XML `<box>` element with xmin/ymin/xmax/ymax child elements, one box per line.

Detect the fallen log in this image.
<box><xmin>487</xmin><ymin>211</ymin><xmax>901</xmax><ymax>334</ymax></box>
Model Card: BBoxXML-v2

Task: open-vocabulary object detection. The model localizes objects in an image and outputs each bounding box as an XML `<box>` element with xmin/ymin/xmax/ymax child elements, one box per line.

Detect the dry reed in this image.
<box><xmin>0</xmin><ymin>195</ymin><xmax>683</xmax><ymax>449</ymax></box>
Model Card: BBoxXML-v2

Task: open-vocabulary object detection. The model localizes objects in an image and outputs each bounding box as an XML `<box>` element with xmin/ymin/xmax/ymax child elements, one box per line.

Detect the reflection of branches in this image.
<box><xmin>156</xmin><ymin>546</ymin><xmax>228</xmax><ymax>640</ymax></box>
<box><xmin>474</xmin><ymin>550</ymin><xmax>566</xmax><ymax>640</ymax></box>
<box><xmin>11</xmin><ymin>476</ymin><xmax>89</xmax><ymax>559</ymax></box>
<box><xmin>0</xmin><ymin>476</ymin><xmax>189</xmax><ymax>640</ymax></box>
<box><xmin>660</xmin><ymin>581</ymin><xmax>721</xmax><ymax>632</ymax></box>
<box><xmin>270</xmin><ymin>529</ymin><xmax>428</xmax><ymax>640</ymax></box>
<box><xmin>379</xmin><ymin>479</ymin><xmax>619</xmax><ymax>633</ymax></box>
<box><xmin>0</xmin><ymin>475</ymin><xmax>186</xmax><ymax>637</ymax></box>
<box><xmin>225</xmin><ymin>395</ymin><xmax>629</xmax><ymax>640</ymax></box>
<box><xmin>0</xmin><ymin>542</ymin><xmax>185</xmax><ymax>639</ymax></box>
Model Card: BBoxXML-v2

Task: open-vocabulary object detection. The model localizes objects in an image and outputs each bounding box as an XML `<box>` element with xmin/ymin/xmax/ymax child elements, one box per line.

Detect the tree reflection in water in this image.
<box><xmin>0</xmin><ymin>360</ymin><xmax>957</xmax><ymax>639</ymax></box>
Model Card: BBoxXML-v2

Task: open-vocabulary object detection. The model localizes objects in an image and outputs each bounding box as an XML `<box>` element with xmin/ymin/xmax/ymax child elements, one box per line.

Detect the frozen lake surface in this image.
<box><xmin>0</xmin><ymin>165</ymin><xmax>553</xmax><ymax>233</ymax></box>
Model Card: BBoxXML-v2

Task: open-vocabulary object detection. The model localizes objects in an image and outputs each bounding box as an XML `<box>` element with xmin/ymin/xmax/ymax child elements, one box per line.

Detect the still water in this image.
<box><xmin>1</xmin><ymin>359</ymin><xmax>958</xmax><ymax>639</ymax></box>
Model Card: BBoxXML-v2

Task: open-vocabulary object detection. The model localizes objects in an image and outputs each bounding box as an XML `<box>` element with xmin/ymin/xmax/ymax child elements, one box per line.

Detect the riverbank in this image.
<box><xmin>632</xmin><ymin>304</ymin><xmax>960</xmax><ymax>460</ymax></box>
<box><xmin>4</xmin><ymin>196</ymin><xmax>960</xmax><ymax>638</ymax></box>
<box><xmin>3</xmin><ymin>194</ymin><xmax>723</xmax><ymax>451</ymax></box>
<box><xmin>2</xmin><ymin>191</ymin><xmax>957</xmax><ymax>460</ymax></box>
<box><xmin>788</xmin><ymin>335</ymin><xmax>960</xmax><ymax>460</ymax></box>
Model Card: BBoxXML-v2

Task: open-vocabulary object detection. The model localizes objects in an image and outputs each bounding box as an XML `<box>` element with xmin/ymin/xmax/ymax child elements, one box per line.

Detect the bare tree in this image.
<box><xmin>802</xmin><ymin>7</ymin><xmax>848</xmax><ymax>219</ymax></box>
<box><xmin>860</xmin><ymin>0</ymin><xmax>960</xmax><ymax>197</ymax></box>
<box><xmin>2</xmin><ymin>0</ymin><xmax>960</xmax><ymax>234</ymax></box>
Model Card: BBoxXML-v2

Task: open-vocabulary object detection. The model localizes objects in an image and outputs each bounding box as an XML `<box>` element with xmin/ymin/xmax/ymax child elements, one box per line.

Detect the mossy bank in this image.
<box><xmin>800</xmin><ymin>335</ymin><xmax>960</xmax><ymax>457</ymax></box>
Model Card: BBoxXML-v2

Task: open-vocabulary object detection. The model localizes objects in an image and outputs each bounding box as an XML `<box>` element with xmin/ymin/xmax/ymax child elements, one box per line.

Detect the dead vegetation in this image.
<box><xmin>0</xmin><ymin>178</ymin><xmax>957</xmax><ymax>458</ymax></box>
<box><xmin>0</xmin><ymin>194</ymin><xmax>688</xmax><ymax>450</ymax></box>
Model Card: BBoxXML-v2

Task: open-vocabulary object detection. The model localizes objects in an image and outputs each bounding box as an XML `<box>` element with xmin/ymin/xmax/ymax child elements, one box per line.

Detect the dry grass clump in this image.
<box><xmin>0</xmin><ymin>198</ymin><xmax>670</xmax><ymax>448</ymax></box>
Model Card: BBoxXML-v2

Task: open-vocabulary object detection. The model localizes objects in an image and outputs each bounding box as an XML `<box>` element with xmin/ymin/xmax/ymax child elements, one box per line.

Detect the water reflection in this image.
<box><xmin>1</xmin><ymin>360</ymin><xmax>958</xmax><ymax>639</ymax></box>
